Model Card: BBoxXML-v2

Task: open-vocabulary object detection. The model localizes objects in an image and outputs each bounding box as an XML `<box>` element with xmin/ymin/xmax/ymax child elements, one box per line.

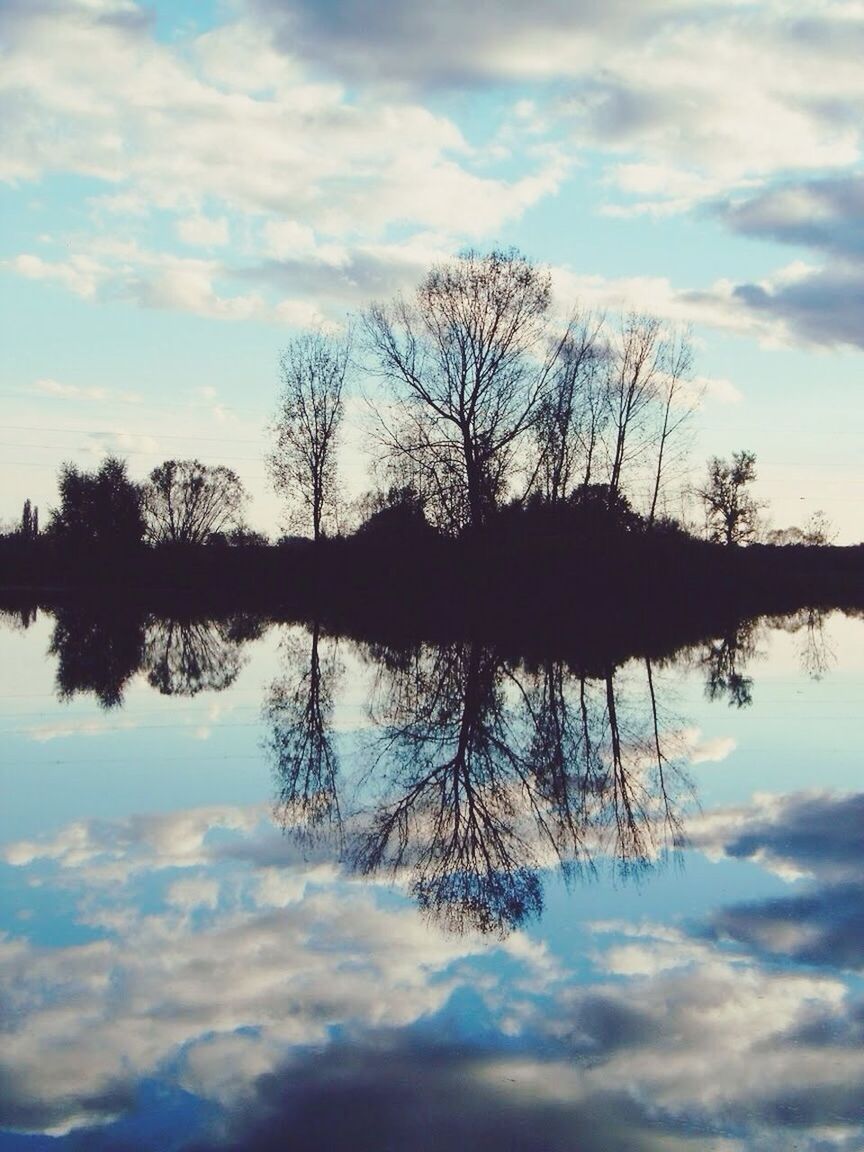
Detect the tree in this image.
<box><xmin>364</xmin><ymin>248</ymin><xmax>568</xmax><ymax>534</ymax></box>
<box><xmin>48</xmin><ymin>456</ymin><xmax>145</xmax><ymax>548</ymax></box>
<box><xmin>802</xmin><ymin>509</ymin><xmax>836</xmax><ymax>546</ymax></box>
<box><xmin>143</xmin><ymin>459</ymin><xmax>246</xmax><ymax>545</ymax></box>
<box><xmin>20</xmin><ymin>499</ymin><xmax>39</xmax><ymax>539</ymax></box>
<box><xmin>646</xmin><ymin>327</ymin><xmax>696</xmax><ymax>525</ymax></box>
<box><xmin>696</xmin><ymin>450</ymin><xmax>762</xmax><ymax>545</ymax></box>
<box><xmin>530</xmin><ymin>311</ymin><xmax>606</xmax><ymax>504</ymax></box>
<box><xmin>268</xmin><ymin>331</ymin><xmax>349</xmax><ymax>541</ymax></box>
<box><xmin>605</xmin><ymin>312</ymin><xmax>666</xmax><ymax>504</ymax></box>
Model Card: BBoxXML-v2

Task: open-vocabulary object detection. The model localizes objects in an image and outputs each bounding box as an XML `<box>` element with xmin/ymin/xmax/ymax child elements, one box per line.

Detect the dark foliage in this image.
<box><xmin>47</xmin><ymin>457</ymin><xmax>146</xmax><ymax>550</ymax></box>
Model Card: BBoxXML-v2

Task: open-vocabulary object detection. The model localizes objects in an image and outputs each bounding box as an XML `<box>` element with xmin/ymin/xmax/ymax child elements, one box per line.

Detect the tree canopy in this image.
<box><xmin>48</xmin><ymin>457</ymin><xmax>145</xmax><ymax>549</ymax></box>
<box><xmin>364</xmin><ymin>248</ymin><xmax>566</xmax><ymax>533</ymax></box>
<box><xmin>268</xmin><ymin>331</ymin><xmax>349</xmax><ymax>541</ymax></box>
<box><xmin>144</xmin><ymin>459</ymin><xmax>246</xmax><ymax>545</ymax></box>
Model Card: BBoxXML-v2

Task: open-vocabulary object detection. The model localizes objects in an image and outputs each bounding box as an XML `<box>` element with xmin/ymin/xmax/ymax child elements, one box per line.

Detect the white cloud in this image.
<box><xmin>177</xmin><ymin>213</ymin><xmax>230</xmax><ymax>248</ymax></box>
<box><xmin>251</xmin><ymin>0</ymin><xmax>864</xmax><ymax>210</ymax></box>
<box><xmin>27</xmin><ymin>378</ymin><xmax>142</xmax><ymax>404</ymax></box>
<box><xmin>5</xmin><ymin>253</ymin><xmax>105</xmax><ymax>298</ymax></box>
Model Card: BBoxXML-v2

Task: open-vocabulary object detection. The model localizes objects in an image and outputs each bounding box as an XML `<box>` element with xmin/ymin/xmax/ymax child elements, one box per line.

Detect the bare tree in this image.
<box><xmin>647</xmin><ymin>327</ymin><xmax>696</xmax><ymax>524</ymax></box>
<box><xmin>144</xmin><ymin>459</ymin><xmax>246</xmax><ymax>545</ymax></box>
<box><xmin>696</xmin><ymin>450</ymin><xmax>762</xmax><ymax>545</ymax></box>
<box><xmin>268</xmin><ymin>331</ymin><xmax>349</xmax><ymax>541</ymax></box>
<box><xmin>605</xmin><ymin>313</ymin><xmax>666</xmax><ymax>504</ymax></box>
<box><xmin>530</xmin><ymin>312</ymin><xmax>606</xmax><ymax>503</ymax></box>
<box><xmin>364</xmin><ymin>249</ymin><xmax>569</xmax><ymax>533</ymax></box>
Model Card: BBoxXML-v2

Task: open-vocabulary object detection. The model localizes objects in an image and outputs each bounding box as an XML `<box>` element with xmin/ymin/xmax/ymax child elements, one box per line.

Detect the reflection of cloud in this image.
<box><xmin>0</xmin><ymin>873</ymin><xmax>493</xmax><ymax>1135</ymax></box>
<box><xmin>3</xmin><ymin>804</ymin><xmax>265</xmax><ymax>875</ymax></box>
<box><xmin>689</xmin><ymin>790</ymin><xmax>864</xmax><ymax>885</ymax></box>
<box><xmin>177</xmin><ymin>924</ymin><xmax>864</xmax><ymax>1151</ymax></box>
<box><xmin>180</xmin><ymin>1036</ymin><xmax>666</xmax><ymax>1152</ymax></box>
<box><xmin>678</xmin><ymin>727</ymin><xmax>737</xmax><ymax>766</ymax></box>
<box><xmin>691</xmin><ymin>790</ymin><xmax>864</xmax><ymax>973</ymax></box>
<box><xmin>6</xmin><ymin>792</ymin><xmax>864</xmax><ymax>1147</ymax></box>
<box><xmin>25</xmin><ymin>716</ymin><xmax>140</xmax><ymax>742</ymax></box>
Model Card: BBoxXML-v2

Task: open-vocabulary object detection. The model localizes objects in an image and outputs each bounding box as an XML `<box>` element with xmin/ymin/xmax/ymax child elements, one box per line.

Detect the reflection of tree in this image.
<box><xmin>355</xmin><ymin>643</ymin><xmax>543</xmax><ymax>935</ymax></box>
<box><xmin>526</xmin><ymin>659</ymin><xmax>687</xmax><ymax>876</ymax></box>
<box><xmin>699</xmin><ymin>623</ymin><xmax>759</xmax><ymax>708</ymax></box>
<box><xmin>265</xmin><ymin>623</ymin><xmax>343</xmax><ymax>851</ymax></box>
<box><xmin>49</xmin><ymin>603</ymin><xmax>146</xmax><ymax>709</ymax></box>
<box><xmin>0</xmin><ymin>600</ymin><xmax>38</xmax><ymax>631</ymax></box>
<box><xmin>144</xmin><ymin>615</ymin><xmax>263</xmax><ymax>696</ymax></box>
<box><xmin>770</xmin><ymin>607</ymin><xmax>836</xmax><ymax>681</ymax></box>
<box><xmin>352</xmin><ymin>643</ymin><xmax>691</xmax><ymax>935</ymax></box>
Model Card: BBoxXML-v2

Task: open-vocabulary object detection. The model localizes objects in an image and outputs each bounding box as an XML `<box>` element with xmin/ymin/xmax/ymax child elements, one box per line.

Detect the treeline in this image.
<box><xmin>5</xmin><ymin>249</ymin><xmax>764</xmax><ymax>553</ymax></box>
<box><xmin>2</xmin><ymin>248</ymin><xmax>859</xmax><ymax>630</ymax></box>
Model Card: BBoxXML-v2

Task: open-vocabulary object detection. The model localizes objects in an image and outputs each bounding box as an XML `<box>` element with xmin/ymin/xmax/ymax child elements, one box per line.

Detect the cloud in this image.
<box><xmin>0</xmin><ymin>2</ymin><xmax>559</xmax><ymax>239</ymax></box>
<box><xmin>176</xmin><ymin>214</ymin><xmax>230</xmax><ymax>248</ymax></box>
<box><xmin>685</xmin><ymin>375</ymin><xmax>743</xmax><ymax>408</ymax></box>
<box><xmin>28</xmin><ymin>378</ymin><xmax>142</xmax><ymax>404</ymax></box>
<box><xmin>84</xmin><ymin>430</ymin><xmax>161</xmax><ymax>458</ymax></box>
<box><xmin>714</xmin><ymin>176</ymin><xmax>864</xmax><ymax>260</ymax></box>
<box><xmin>5</xmin><ymin>0</ymin><xmax>864</xmax><ymax>348</ymax></box>
<box><xmin>250</xmin><ymin>0</ymin><xmax>864</xmax><ymax>205</ymax></box>
<box><xmin>724</xmin><ymin>259</ymin><xmax>864</xmax><ymax>350</ymax></box>
<box><xmin>5</xmin><ymin>253</ymin><xmax>105</xmax><ymax>298</ymax></box>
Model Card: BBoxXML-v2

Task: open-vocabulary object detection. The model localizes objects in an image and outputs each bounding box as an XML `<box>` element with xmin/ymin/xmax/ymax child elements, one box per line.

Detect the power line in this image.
<box><xmin>2</xmin><ymin>423</ymin><xmax>266</xmax><ymax>445</ymax></box>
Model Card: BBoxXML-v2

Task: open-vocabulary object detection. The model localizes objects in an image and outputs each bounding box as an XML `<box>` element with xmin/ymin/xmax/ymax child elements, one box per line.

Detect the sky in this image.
<box><xmin>1</xmin><ymin>0</ymin><xmax>862</xmax><ymax>540</ymax></box>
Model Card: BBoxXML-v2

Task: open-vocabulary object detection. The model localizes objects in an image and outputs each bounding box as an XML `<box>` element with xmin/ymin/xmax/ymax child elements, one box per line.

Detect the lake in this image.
<box><xmin>1</xmin><ymin>604</ymin><xmax>863</xmax><ymax>1150</ymax></box>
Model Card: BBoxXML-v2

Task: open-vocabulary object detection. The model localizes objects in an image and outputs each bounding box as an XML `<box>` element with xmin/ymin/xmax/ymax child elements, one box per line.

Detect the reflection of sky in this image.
<box><xmin>1</xmin><ymin>612</ymin><xmax>864</xmax><ymax>1150</ymax></box>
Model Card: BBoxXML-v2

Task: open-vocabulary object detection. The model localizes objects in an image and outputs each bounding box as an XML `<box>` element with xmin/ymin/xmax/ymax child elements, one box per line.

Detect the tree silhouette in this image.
<box><xmin>696</xmin><ymin>450</ymin><xmax>762</xmax><ymax>545</ymax></box>
<box><xmin>143</xmin><ymin>459</ymin><xmax>246</xmax><ymax>545</ymax></box>
<box><xmin>364</xmin><ymin>249</ymin><xmax>570</xmax><ymax>534</ymax></box>
<box><xmin>20</xmin><ymin>499</ymin><xmax>39</xmax><ymax>540</ymax></box>
<box><xmin>48</xmin><ymin>457</ymin><xmax>145</xmax><ymax>549</ymax></box>
<box><xmin>268</xmin><ymin>331</ymin><xmax>349</xmax><ymax>541</ymax></box>
<box><xmin>530</xmin><ymin>312</ymin><xmax>606</xmax><ymax>504</ymax></box>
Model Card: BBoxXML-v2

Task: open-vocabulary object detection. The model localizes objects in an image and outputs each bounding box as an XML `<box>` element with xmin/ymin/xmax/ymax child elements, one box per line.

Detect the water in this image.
<box><xmin>1</xmin><ymin>605</ymin><xmax>863</xmax><ymax>1150</ymax></box>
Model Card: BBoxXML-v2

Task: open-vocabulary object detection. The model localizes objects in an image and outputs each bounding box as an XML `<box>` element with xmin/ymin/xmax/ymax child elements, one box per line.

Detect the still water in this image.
<box><xmin>1</xmin><ymin>606</ymin><xmax>863</xmax><ymax>1150</ymax></box>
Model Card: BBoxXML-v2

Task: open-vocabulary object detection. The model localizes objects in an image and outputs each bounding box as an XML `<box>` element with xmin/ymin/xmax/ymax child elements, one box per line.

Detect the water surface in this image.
<box><xmin>1</xmin><ymin>606</ymin><xmax>863</xmax><ymax>1150</ymax></box>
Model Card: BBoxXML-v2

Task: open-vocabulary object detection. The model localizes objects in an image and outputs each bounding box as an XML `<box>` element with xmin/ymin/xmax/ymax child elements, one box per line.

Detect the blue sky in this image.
<box><xmin>1</xmin><ymin>0</ymin><xmax>862</xmax><ymax>538</ymax></box>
